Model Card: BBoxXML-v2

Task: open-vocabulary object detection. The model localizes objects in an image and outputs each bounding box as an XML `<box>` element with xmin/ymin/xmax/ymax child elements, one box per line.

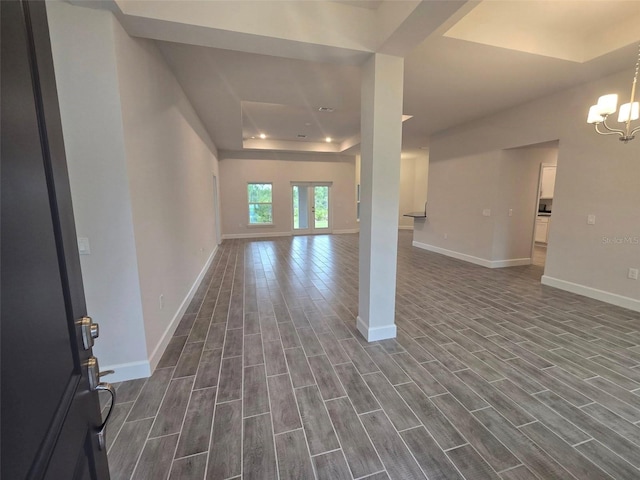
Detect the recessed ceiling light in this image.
<box><xmin>318</xmin><ymin>107</ymin><xmax>334</xmax><ymax>112</ymax></box>
<box><xmin>259</xmin><ymin>133</ymin><xmax>267</xmax><ymax>139</ymax></box>
<box><xmin>325</xmin><ymin>137</ymin><xmax>332</xmax><ymax>143</ymax></box>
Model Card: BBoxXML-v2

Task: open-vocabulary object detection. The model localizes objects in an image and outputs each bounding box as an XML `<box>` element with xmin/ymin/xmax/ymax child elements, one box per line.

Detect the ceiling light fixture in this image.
<box><xmin>259</xmin><ymin>133</ymin><xmax>267</xmax><ymax>139</ymax></box>
<box><xmin>318</xmin><ymin>107</ymin><xmax>334</xmax><ymax>112</ymax></box>
<box><xmin>325</xmin><ymin>137</ymin><xmax>332</xmax><ymax>143</ymax></box>
<box><xmin>587</xmin><ymin>44</ymin><xmax>640</xmax><ymax>143</ymax></box>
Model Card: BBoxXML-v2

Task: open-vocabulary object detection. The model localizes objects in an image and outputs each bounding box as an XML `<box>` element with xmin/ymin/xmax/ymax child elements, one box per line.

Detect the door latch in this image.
<box><xmin>85</xmin><ymin>356</ymin><xmax>116</xmax><ymax>450</ymax></box>
<box><xmin>96</xmin><ymin>382</ymin><xmax>116</xmax><ymax>450</ymax></box>
<box><xmin>86</xmin><ymin>356</ymin><xmax>114</xmax><ymax>391</ymax></box>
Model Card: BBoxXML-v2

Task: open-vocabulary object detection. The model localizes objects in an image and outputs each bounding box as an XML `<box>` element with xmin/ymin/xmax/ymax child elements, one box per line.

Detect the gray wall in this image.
<box><xmin>416</xmin><ymin>68</ymin><xmax>640</xmax><ymax>310</ymax></box>
<box><xmin>415</xmin><ymin>150</ymin><xmax>500</xmax><ymax>262</ymax></box>
<box><xmin>493</xmin><ymin>145</ymin><xmax>558</xmax><ymax>261</ymax></box>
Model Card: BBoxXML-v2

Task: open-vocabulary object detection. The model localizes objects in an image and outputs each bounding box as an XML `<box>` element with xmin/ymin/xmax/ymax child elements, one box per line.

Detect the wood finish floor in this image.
<box><xmin>105</xmin><ymin>231</ymin><xmax>640</xmax><ymax>480</ymax></box>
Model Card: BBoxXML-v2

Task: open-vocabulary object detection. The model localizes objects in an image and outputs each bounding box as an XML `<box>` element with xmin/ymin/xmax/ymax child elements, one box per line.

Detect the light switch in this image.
<box><xmin>587</xmin><ymin>214</ymin><xmax>596</xmax><ymax>225</ymax></box>
<box><xmin>78</xmin><ymin>237</ymin><xmax>91</xmax><ymax>255</ymax></box>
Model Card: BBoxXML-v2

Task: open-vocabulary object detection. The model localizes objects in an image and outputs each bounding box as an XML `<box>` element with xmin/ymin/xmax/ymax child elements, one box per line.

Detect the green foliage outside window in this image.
<box><xmin>314</xmin><ymin>186</ymin><xmax>329</xmax><ymax>228</ymax></box>
<box><xmin>293</xmin><ymin>186</ymin><xmax>300</xmax><ymax>229</ymax></box>
<box><xmin>292</xmin><ymin>185</ymin><xmax>329</xmax><ymax>230</ymax></box>
<box><xmin>248</xmin><ymin>183</ymin><xmax>273</xmax><ymax>224</ymax></box>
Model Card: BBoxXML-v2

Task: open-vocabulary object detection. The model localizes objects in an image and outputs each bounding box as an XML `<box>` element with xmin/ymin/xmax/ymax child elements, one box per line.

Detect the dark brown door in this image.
<box><xmin>1</xmin><ymin>1</ymin><xmax>111</xmax><ymax>479</ymax></box>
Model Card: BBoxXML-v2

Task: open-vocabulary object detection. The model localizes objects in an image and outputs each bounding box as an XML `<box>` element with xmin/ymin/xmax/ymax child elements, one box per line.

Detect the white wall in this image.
<box><xmin>420</xmin><ymin>69</ymin><xmax>640</xmax><ymax>311</ymax></box>
<box><xmin>48</xmin><ymin>2</ymin><xmax>221</xmax><ymax>380</ymax></box>
<box><xmin>48</xmin><ymin>2</ymin><xmax>149</xmax><ymax>379</ymax></box>
<box><xmin>398</xmin><ymin>153</ymin><xmax>429</xmax><ymax>229</ymax></box>
<box><xmin>399</xmin><ymin>157</ymin><xmax>416</xmax><ymax>229</ymax></box>
<box><xmin>112</xmin><ymin>20</ymin><xmax>220</xmax><ymax>365</ymax></box>
<box><xmin>413</xmin><ymin>154</ymin><xmax>429</xmax><ymax>213</ymax></box>
<box><xmin>219</xmin><ymin>152</ymin><xmax>358</xmax><ymax>237</ymax></box>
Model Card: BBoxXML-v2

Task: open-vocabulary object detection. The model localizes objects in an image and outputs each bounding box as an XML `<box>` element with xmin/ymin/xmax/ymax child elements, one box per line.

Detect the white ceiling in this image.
<box><xmin>332</xmin><ymin>1</ymin><xmax>383</xmax><ymax>10</ymax></box>
<box><xmin>100</xmin><ymin>0</ymin><xmax>640</xmax><ymax>157</ymax></box>
<box><xmin>445</xmin><ymin>1</ymin><xmax>640</xmax><ymax>63</ymax></box>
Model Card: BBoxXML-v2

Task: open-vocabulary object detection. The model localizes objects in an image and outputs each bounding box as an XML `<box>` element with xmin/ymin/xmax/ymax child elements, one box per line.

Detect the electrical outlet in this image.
<box><xmin>587</xmin><ymin>214</ymin><xmax>596</xmax><ymax>225</ymax></box>
<box><xmin>444</xmin><ymin>233</ymin><xmax>448</xmax><ymax>239</ymax></box>
<box><xmin>159</xmin><ymin>294</ymin><xmax>165</xmax><ymax>310</ymax></box>
<box><xmin>482</xmin><ymin>209</ymin><xmax>491</xmax><ymax>217</ymax></box>
<box><xmin>508</xmin><ymin>209</ymin><xmax>513</xmax><ymax>217</ymax></box>
<box><xmin>629</xmin><ymin>268</ymin><xmax>639</xmax><ymax>280</ymax></box>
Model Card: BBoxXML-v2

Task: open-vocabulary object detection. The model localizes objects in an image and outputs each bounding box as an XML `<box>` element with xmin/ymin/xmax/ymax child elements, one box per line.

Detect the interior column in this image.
<box><xmin>357</xmin><ymin>53</ymin><xmax>404</xmax><ymax>341</ymax></box>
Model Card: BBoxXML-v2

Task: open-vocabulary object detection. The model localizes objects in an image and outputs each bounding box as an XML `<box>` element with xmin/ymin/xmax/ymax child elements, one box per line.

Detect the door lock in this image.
<box><xmin>78</xmin><ymin>316</ymin><xmax>99</xmax><ymax>350</ymax></box>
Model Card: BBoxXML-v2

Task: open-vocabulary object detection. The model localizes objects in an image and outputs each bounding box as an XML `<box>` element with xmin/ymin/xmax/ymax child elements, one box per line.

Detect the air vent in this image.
<box><xmin>297</xmin><ymin>134</ymin><xmax>307</xmax><ymax>138</ymax></box>
<box><xmin>318</xmin><ymin>107</ymin><xmax>334</xmax><ymax>112</ymax></box>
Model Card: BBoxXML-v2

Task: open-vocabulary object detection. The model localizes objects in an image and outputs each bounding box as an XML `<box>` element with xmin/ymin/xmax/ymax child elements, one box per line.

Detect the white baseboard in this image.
<box><xmin>398</xmin><ymin>225</ymin><xmax>414</xmax><ymax>231</ymax></box>
<box><xmin>356</xmin><ymin>316</ymin><xmax>397</xmax><ymax>341</ymax></box>
<box><xmin>541</xmin><ymin>275</ymin><xmax>640</xmax><ymax>313</ymax></box>
<box><xmin>104</xmin><ymin>360</ymin><xmax>151</xmax><ymax>383</ymax></box>
<box><xmin>412</xmin><ymin>241</ymin><xmax>531</xmax><ymax>269</ymax></box>
<box><xmin>148</xmin><ymin>246</ymin><xmax>218</xmax><ymax>373</ymax></box>
<box><xmin>222</xmin><ymin>232</ymin><xmax>292</xmax><ymax>240</ymax></box>
<box><xmin>333</xmin><ymin>228</ymin><xmax>360</xmax><ymax>234</ymax></box>
<box><xmin>491</xmin><ymin>258</ymin><xmax>532</xmax><ymax>268</ymax></box>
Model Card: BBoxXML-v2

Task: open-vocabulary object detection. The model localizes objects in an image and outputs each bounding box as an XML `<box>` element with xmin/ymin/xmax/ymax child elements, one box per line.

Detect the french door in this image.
<box><xmin>292</xmin><ymin>183</ymin><xmax>332</xmax><ymax>235</ymax></box>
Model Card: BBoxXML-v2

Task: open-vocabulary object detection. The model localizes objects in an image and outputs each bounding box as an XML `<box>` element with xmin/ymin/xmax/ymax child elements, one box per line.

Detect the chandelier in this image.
<box><xmin>587</xmin><ymin>44</ymin><xmax>640</xmax><ymax>143</ymax></box>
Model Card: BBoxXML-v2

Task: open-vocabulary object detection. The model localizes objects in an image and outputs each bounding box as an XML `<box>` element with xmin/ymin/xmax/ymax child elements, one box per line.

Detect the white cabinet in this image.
<box><xmin>535</xmin><ymin>216</ymin><xmax>550</xmax><ymax>243</ymax></box>
<box><xmin>540</xmin><ymin>165</ymin><xmax>556</xmax><ymax>199</ymax></box>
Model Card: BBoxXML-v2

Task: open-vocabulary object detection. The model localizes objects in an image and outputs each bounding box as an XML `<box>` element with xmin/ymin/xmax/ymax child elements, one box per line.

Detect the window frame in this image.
<box><xmin>247</xmin><ymin>182</ymin><xmax>274</xmax><ymax>226</ymax></box>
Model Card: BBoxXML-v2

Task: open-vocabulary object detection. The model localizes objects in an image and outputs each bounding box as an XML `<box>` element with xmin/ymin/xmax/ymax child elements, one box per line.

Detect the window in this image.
<box><xmin>248</xmin><ymin>183</ymin><xmax>273</xmax><ymax>225</ymax></box>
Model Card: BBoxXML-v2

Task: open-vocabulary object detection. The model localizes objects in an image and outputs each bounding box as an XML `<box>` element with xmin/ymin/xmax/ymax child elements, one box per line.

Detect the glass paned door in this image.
<box><xmin>313</xmin><ymin>186</ymin><xmax>329</xmax><ymax>230</ymax></box>
<box><xmin>292</xmin><ymin>185</ymin><xmax>310</xmax><ymax>234</ymax></box>
<box><xmin>292</xmin><ymin>183</ymin><xmax>331</xmax><ymax>235</ymax></box>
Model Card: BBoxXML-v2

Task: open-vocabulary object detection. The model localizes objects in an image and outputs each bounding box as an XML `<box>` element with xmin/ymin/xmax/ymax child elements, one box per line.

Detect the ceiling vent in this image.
<box><xmin>318</xmin><ymin>107</ymin><xmax>334</xmax><ymax>112</ymax></box>
<box><xmin>297</xmin><ymin>134</ymin><xmax>307</xmax><ymax>138</ymax></box>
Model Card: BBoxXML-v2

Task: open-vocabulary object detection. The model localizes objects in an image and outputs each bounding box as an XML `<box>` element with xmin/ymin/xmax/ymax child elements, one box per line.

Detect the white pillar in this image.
<box><xmin>357</xmin><ymin>53</ymin><xmax>404</xmax><ymax>342</ymax></box>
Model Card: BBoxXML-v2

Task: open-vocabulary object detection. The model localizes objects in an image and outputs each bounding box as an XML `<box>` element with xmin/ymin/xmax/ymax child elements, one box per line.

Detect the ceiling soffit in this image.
<box><xmin>444</xmin><ymin>1</ymin><xmax>640</xmax><ymax>63</ymax></box>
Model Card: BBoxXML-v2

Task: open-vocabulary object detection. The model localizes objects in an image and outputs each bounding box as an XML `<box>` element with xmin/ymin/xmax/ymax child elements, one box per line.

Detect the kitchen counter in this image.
<box><xmin>403</xmin><ymin>212</ymin><xmax>427</xmax><ymax>218</ymax></box>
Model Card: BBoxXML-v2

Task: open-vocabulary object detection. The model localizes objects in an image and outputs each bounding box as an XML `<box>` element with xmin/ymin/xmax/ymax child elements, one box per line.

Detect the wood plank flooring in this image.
<box><xmin>105</xmin><ymin>231</ymin><xmax>640</xmax><ymax>479</ymax></box>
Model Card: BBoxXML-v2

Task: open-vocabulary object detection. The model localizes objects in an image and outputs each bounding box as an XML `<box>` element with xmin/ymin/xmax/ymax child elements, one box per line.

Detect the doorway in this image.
<box><xmin>532</xmin><ymin>162</ymin><xmax>557</xmax><ymax>267</ymax></box>
<box><xmin>292</xmin><ymin>182</ymin><xmax>332</xmax><ymax>235</ymax></box>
